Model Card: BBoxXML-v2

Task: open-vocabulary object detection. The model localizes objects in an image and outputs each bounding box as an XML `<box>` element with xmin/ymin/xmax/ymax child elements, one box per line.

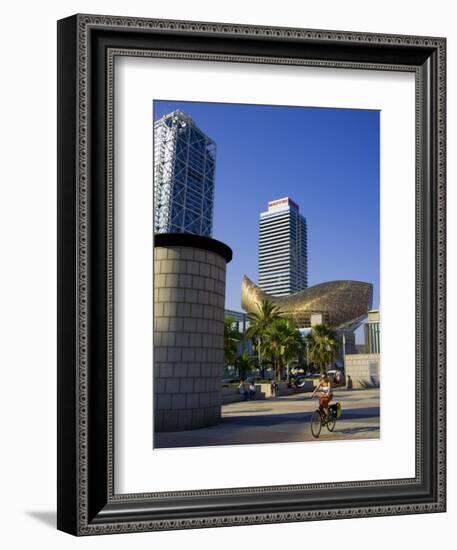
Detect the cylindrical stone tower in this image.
<box><xmin>153</xmin><ymin>233</ymin><xmax>233</xmax><ymax>432</ymax></box>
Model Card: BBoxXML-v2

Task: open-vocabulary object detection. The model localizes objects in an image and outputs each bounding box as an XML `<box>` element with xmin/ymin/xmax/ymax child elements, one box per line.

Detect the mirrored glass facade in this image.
<box><xmin>154</xmin><ymin>110</ymin><xmax>216</xmax><ymax>237</ymax></box>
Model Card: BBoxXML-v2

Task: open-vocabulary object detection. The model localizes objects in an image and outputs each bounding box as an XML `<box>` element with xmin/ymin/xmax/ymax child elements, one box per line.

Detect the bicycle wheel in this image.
<box><xmin>311</xmin><ymin>410</ymin><xmax>322</xmax><ymax>438</ymax></box>
<box><xmin>326</xmin><ymin>414</ymin><xmax>336</xmax><ymax>432</ymax></box>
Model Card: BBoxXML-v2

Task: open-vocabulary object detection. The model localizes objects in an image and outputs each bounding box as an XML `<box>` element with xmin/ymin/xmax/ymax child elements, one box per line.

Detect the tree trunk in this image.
<box><xmin>258</xmin><ymin>338</ymin><xmax>265</xmax><ymax>379</ymax></box>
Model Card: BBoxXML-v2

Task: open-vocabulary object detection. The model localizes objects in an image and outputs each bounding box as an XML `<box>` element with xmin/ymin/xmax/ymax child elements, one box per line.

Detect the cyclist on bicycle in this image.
<box><xmin>311</xmin><ymin>373</ymin><xmax>333</xmax><ymax>419</ymax></box>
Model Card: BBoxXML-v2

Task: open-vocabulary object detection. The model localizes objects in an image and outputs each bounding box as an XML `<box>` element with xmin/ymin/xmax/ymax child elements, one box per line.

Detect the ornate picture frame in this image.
<box><xmin>57</xmin><ymin>14</ymin><xmax>446</xmax><ymax>535</ymax></box>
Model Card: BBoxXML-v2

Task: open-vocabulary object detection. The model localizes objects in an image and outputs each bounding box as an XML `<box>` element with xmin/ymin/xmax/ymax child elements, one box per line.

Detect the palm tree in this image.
<box><xmin>224</xmin><ymin>317</ymin><xmax>241</xmax><ymax>369</ymax></box>
<box><xmin>281</xmin><ymin>319</ymin><xmax>303</xmax><ymax>381</ymax></box>
<box><xmin>246</xmin><ymin>299</ymin><xmax>282</xmax><ymax>378</ymax></box>
<box><xmin>234</xmin><ymin>351</ymin><xmax>253</xmax><ymax>380</ymax></box>
<box><xmin>305</xmin><ymin>323</ymin><xmax>339</xmax><ymax>374</ymax></box>
<box><xmin>263</xmin><ymin>322</ymin><xmax>283</xmax><ymax>381</ymax></box>
<box><xmin>264</xmin><ymin>318</ymin><xmax>302</xmax><ymax>381</ymax></box>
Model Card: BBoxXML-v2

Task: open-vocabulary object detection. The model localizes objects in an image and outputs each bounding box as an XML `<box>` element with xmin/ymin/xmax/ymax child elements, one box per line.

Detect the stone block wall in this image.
<box><xmin>345</xmin><ymin>353</ymin><xmax>380</xmax><ymax>389</ymax></box>
<box><xmin>154</xmin><ymin>243</ymin><xmax>228</xmax><ymax>432</ymax></box>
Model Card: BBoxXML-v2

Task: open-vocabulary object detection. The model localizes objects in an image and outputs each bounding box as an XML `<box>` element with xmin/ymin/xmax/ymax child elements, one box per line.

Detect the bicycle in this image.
<box><xmin>310</xmin><ymin>399</ymin><xmax>337</xmax><ymax>438</ymax></box>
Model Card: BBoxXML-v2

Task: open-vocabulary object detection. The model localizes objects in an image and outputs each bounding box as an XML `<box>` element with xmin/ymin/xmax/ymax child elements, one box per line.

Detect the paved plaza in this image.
<box><xmin>154</xmin><ymin>387</ymin><xmax>380</xmax><ymax>448</ymax></box>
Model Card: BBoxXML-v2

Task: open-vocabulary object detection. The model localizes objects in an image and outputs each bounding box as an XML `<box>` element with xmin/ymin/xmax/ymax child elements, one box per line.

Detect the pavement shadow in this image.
<box><xmin>221</xmin><ymin>411</ymin><xmax>312</xmax><ymax>427</ymax></box>
<box><xmin>336</xmin><ymin>426</ymin><xmax>380</xmax><ymax>435</ymax></box>
<box><xmin>222</xmin><ymin>406</ymin><xmax>380</xmax><ymax>428</ymax></box>
<box><xmin>224</xmin><ymin>408</ymin><xmax>275</xmax><ymax>414</ymax></box>
<box><xmin>340</xmin><ymin>407</ymin><xmax>380</xmax><ymax>419</ymax></box>
<box><xmin>155</xmin><ymin>405</ymin><xmax>381</xmax><ymax>448</ymax></box>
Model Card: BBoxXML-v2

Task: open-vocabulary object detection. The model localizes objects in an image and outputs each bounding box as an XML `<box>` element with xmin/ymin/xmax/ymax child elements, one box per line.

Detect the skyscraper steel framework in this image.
<box><xmin>154</xmin><ymin>109</ymin><xmax>216</xmax><ymax>237</ymax></box>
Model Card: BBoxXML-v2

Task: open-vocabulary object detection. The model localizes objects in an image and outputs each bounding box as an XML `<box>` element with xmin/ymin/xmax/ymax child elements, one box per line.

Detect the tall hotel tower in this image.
<box><xmin>259</xmin><ymin>198</ymin><xmax>308</xmax><ymax>297</ymax></box>
<box><xmin>154</xmin><ymin>110</ymin><xmax>216</xmax><ymax>237</ymax></box>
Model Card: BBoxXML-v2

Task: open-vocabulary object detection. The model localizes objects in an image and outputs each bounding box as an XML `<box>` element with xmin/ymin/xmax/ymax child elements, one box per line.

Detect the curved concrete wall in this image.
<box><xmin>153</xmin><ymin>237</ymin><xmax>230</xmax><ymax>432</ymax></box>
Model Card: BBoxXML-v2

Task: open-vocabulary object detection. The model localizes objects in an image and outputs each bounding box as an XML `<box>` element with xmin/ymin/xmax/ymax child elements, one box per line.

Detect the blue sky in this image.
<box><xmin>154</xmin><ymin>100</ymin><xmax>380</xmax><ymax>312</ymax></box>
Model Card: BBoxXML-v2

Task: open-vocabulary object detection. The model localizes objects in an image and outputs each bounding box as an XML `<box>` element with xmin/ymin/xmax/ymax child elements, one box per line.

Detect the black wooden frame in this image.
<box><xmin>57</xmin><ymin>14</ymin><xmax>446</xmax><ymax>535</ymax></box>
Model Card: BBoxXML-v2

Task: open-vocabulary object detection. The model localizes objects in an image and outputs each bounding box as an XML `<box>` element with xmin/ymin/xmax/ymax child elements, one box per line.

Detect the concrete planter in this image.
<box><xmin>222</xmin><ymin>385</ymin><xmax>265</xmax><ymax>404</ymax></box>
<box><xmin>261</xmin><ymin>380</ymin><xmax>315</xmax><ymax>397</ymax></box>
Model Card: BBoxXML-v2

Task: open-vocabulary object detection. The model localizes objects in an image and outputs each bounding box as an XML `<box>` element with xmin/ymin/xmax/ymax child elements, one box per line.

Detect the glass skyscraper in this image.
<box><xmin>258</xmin><ymin>198</ymin><xmax>308</xmax><ymax>297</ymax></box>
<box><xmin>154</xmin><ymin>109</ymin><xmax>216</xmax><ymax>237</ymax></box>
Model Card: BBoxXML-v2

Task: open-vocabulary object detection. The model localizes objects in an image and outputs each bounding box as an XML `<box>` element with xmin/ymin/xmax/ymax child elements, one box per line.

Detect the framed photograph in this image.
<box><xmin>57</xmin><ymin>14</ymin><xmax>446</xmax><ymax>535</ymax></box>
